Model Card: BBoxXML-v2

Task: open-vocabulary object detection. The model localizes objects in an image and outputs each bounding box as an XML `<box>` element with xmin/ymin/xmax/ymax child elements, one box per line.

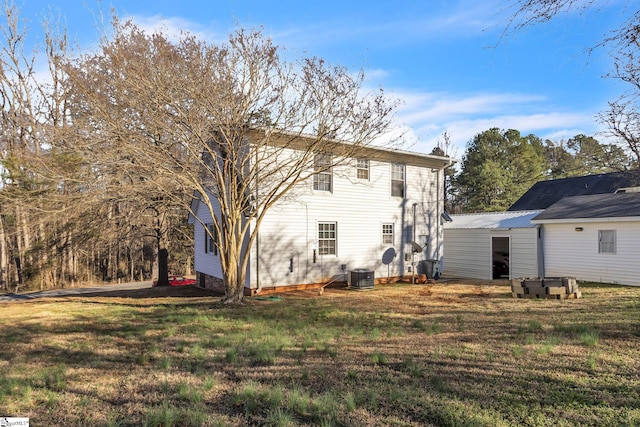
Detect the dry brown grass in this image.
<box><xmin>1</xmin><ymin>279</ymin><xmax>639</xmax><ymax>426</ymax></box>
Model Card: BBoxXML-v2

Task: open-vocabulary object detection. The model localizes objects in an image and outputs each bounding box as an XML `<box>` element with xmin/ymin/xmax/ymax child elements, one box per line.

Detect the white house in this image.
<box><xmin>531</xmin><ymin>192</ymin><xmax>640</xmax><ymax>286</ymax></box>
<box><xmin>190</xmin><ymin>139</ymin><xmax>453</xmax><ymax>294</ymax></box>
<box><xmin>443</xmin><ymin>211</ymin><xmax>544</xmax><ymax>280</ymax></box>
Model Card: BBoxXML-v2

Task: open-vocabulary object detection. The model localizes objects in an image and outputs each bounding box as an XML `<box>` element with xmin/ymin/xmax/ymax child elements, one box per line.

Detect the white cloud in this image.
<box><xmin>126</xmin><ymin>14</ymin><xmax>225</xmax><ymax>44</ymax></box>
<box><xmin>387</xmin><ymin>88</ymin><xmax>602</xmax><ymax>156</ymax></box>
<box><xmin>396</xmin><ymin>91</ymin><xmax>546</xmax><ymax>123</ymax></box>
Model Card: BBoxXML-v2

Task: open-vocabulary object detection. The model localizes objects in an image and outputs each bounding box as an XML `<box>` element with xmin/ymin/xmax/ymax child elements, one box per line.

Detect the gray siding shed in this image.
<box><xmin>443</xmin><ymin>211</ymin><xmax>543</xmax><ymax>280</ymax></box>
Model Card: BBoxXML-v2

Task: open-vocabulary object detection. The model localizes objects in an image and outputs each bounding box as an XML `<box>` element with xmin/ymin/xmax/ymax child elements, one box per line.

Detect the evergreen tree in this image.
<box><xmin>454</xmin><ymin>128</ymin><xmax>545</xmax><ymax>212</ymax></box>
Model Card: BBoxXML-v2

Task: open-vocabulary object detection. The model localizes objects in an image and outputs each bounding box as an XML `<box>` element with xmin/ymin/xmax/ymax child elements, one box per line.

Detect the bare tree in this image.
<box><xmin>0</xmin><ymin>2</ymin><xmax>187</xmax><ymax>292</ymax></box>
<box><xmin>0</xmin><ymin>0</ymin><xmax>74</xmax><ymax>290</ymax></box>
<box><xmin>63</xmin><ymin>19</ymin><xmax>398</xmax><ymax>302</ymax></box>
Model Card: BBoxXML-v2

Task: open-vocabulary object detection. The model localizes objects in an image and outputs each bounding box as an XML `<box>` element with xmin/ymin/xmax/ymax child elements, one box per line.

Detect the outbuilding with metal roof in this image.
<box><xmin>443</xmin><ymin>210</ymin><xmax>544</xmax><ymax>280</ymax></box>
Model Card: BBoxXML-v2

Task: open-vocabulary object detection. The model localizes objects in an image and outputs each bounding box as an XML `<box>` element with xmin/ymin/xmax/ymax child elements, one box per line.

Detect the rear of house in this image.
<box><xmin>192</xmin><ymin>143</ymin><xmax>452</xmax><ymax>293</ymax></box>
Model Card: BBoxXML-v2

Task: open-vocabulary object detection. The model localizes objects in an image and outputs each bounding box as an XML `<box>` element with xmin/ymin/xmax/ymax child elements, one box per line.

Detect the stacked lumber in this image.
<box><xmin>511</xmin><ymin>277</ymin><xmax>581</xmax><ymax>299</ymax></box>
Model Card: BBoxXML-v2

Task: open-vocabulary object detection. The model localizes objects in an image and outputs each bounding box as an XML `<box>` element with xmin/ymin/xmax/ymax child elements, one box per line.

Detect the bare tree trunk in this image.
<box><xmin>0</xmin><ymin>214</ymin><xmax>7</xmax><ymax>292</ymax></box>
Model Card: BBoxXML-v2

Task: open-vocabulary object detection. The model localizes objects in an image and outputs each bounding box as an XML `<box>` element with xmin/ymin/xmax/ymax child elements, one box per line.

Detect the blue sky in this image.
<box><xmin>18</xmin><ymin>0</ymin><xmax>630</xmax><ymax>158</ymax></box>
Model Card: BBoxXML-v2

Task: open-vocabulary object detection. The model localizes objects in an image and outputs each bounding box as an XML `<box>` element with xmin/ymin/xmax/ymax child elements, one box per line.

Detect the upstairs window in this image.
<box><xmin>598</xmin><ymin>229</ymin><xmax>616</xmax><ymax>254</ymax></box>
<box><xmin>313</xmin><ymin>154</ymin><xmax>333</xmax><ymax>192</ymax></box>
<box><xmin>382</xmin><ymin>223</ymin><xmax>394</xmax><ymax>245</ymax></box>
<box><xmin>356</xmin><ymin>158</ymin><xmax>370</xmax><ymax>180</ymax></box>
<box><xmin>391</xmin><ymin>164</ymin><xmax>405</xmax><ymax>197</ymax></box>
<box><xmin>318</xmin><ymin>222</ymin><xmax>337</xmax><ymax>255</ymax></box>
<box><xmin>204</xmin><ymin>224</ymin><xmax>218</xmax><ymax>256</ymax></box>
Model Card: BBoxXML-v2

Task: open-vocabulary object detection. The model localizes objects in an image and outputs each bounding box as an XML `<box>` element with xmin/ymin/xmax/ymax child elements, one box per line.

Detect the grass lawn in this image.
<box><xmin>0</xmin><ymin>280</ymin><xmax>639</xmax><ymax>426</ymax></box>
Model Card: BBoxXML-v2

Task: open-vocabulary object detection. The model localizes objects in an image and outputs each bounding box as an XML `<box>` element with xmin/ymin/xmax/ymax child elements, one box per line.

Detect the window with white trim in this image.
<box><xmin>598</xmin><ymin>229</ymin><xmax>616</xmax><ymax>254</ymax></box>
<box><xmin>356</xmin><ymin>158</ymin><xmax>370</xmax><ymax>180</ymax></box>
<box><xmin>313</xmin><ymin>154</ymin><xmax>333</xmax><ymax>192</ymax></box>
<box><xmin>391</xmin><ymin>164</ymin><xmax>405</xmax><ymax>197</ymax></box>
<box><xmin>382</xmin><ymin>223</ymin><xmax>394</xmax><ymax>245</ymax></box>
<box><xmin>318</xmin><ymin>222</ymin><xmax>337</xmax><ymax>255</ymax></box>
<box><xmin>204</xmin><ymin>224</ymin><xmax>218</xmax><ymax>255</ymax></box>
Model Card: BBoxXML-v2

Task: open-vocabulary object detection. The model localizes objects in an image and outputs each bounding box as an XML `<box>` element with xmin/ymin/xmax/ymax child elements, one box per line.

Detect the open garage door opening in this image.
<box><xmin>492</xmin><ymin>236</ymin><xmax>510</xmax><ymax>279</ymax></box>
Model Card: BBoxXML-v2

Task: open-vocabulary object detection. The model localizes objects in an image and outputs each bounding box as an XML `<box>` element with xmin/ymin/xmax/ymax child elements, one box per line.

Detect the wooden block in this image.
<box><xmin>543</xmin><ymin>279</ymin><xmax>564</xmax><ymax>288</ymax></box>
<box><xmin>567</xmin><ymin>290</ymin><xmax>582</xmax><ymax>299</ymax></box>
<box><xmin>547</xmin><ymin>286</ymin><xmax>567</xmax><ymax>296</ymax></box>
<box><xmin>525</xmin><ymin>285</ymin><xmax>546</xmax><ymax>295</ymax></box>
<box><xmin>562</xmin><ymin>278</ymin><xmax>578</xmax><ymax>293</ymax></box>
<box><xmin>524</xmin><ymin>279</ymin><xmax>543</xmax><ymax>287</ymax></box>
<box><xmin>511</xmin><ymin>285</ymin><xmax>526</xmax><ymax>294</ymax></box>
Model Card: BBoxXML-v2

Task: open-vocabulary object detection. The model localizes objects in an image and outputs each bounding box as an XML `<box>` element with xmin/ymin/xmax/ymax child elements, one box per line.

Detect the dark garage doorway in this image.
<box><xmin>492</xmin><ymin>236</ymin><xmax>510</xmax><ymax>279</ymax></box>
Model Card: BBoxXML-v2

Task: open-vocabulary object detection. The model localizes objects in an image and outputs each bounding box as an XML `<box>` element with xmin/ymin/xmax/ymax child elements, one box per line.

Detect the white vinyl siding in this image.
<box><xmin>391</xmin><ymin>164</ymin><xmax>405</xmax><ymax>197</ymax></box>
<box><xmin>192</xmin><ymin>198</ymin><xmax>224</xmax><ymax>281</ymax></box>
<box><xmin>443</xmin><ymin>228</ymin><xmax>540</xmax><ymax>280</ymax></box>
<box><xmin>244</xmin><ymin>155</ymin><xmax>442</xmax><ymax>288</ymax></box>
<box><xmin>543</xmin><ymin>222</ymin><xmax>640</xmax><ymax>286</ymax></box>
<box><xmin>598</xmin><ymin>229</ymin><xmax>616</xmax><ymax>254</ymax></box>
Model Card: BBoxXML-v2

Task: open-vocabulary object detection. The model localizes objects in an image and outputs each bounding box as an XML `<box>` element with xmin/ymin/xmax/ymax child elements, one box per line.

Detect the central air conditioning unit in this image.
<box><xmin>350</xmin><ymin>269</ymin><xmax>374</xmax><ymax>290</ymax></box>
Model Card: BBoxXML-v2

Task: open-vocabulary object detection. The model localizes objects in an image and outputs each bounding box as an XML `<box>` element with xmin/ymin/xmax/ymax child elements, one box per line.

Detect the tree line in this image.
<box><xmin>0</xmin><ymin>7</ymin><xmax>195</xmax><ymax>292</ymax></box>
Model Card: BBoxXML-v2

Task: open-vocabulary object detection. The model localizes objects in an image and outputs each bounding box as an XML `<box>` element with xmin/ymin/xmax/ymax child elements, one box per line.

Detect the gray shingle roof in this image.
<box><xmin>508</xmin><ymin>170</ymin><xmax>640</xmax><ymax>211</ymax></box>
<box><xmin>532</xmin><ymin>193</ymin><xmax>640</xmax><ymax>221</ymax></box>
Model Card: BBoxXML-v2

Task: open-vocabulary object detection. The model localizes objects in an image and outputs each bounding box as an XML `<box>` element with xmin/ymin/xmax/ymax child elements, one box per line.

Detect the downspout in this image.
<box><xmin>435</xmin><ymin>158</ymin><xmax>453</xmax><ymax>276</ymax></box>
<box><xmin>255</xmin><ymin>148</ymin><xmax>260</xmax><ymax>292</ymax></box>
<box><xmin>412</xmin><ymin>203</ymin><xmax>417</xmax><ymax>284</ymax></box>
<box><xmin>436</xmin><ymin>166</ymin><xmax>440</xmax><ymax>263</ymax></box>
<box><xmin>256</xmin><ymin>230</ymin><xmax>260</xmax><ymax>290</ymax></box>
<box><xmin>305</xmin><ymin>202</ymin><xmax>309</xmax><ymax>284</ymax></box>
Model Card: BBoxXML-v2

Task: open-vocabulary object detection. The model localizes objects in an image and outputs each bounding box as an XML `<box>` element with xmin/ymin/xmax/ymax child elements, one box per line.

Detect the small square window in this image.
<box><xmin>598</xmin><ymin>229</ymin><xmax>616</xmax><ymax>254</ymax></box>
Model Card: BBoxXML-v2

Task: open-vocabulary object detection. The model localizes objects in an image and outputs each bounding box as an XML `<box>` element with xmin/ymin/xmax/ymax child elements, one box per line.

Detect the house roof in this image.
<box><xmin>508</xmin><ymin>170</ymin><xmax>640</xmax><ymax>211</ymax></box>
<box><xmin>532</xmin><ymin>193</ymin><xmax>640</xmax><ymax>222</ymax></box>
<box><xmin>445</xmin><ymin>210</ymin><xmax>542</xmax><ymax>229</ymax></box>
<box><xmin>251</xmin><ymin>128</ymin><xmax>456</xmax><ymax>170</ymax></box>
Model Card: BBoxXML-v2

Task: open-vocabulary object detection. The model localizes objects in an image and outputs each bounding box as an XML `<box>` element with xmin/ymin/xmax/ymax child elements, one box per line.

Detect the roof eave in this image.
<box><xmin>532</xmin><ymin>216</ymin><xmax>640</xmax><ymax>224</ymax></box>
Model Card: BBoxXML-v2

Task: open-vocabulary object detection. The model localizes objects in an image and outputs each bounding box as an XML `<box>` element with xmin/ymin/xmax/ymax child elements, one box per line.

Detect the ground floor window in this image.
<box><xmin>318</xmin><ymin>222</ymin><xmax>337</xmax><ymax>255</ymax></box>
<box><xmin>598</xmin><ymin>229</ymin><xmax>616</xmax><ymax>254</ymax></box>
<box><xmin>382</xmin><ymin>223</ymin><xmax>394</xmax><ymax>245</ymax></box>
